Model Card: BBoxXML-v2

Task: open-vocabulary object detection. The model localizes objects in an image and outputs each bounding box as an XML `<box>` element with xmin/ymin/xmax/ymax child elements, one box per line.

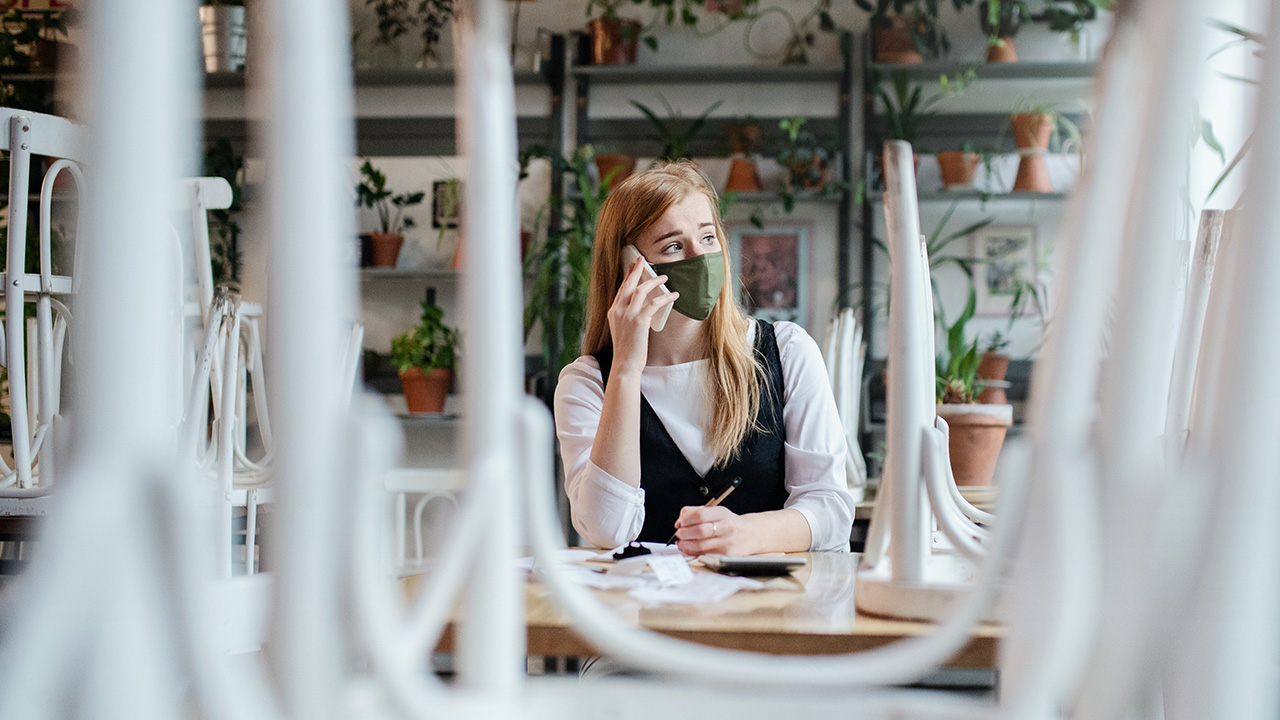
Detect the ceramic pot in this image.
<box><xmin>873</xmin><ymin>15</ymin><xmax>924</xmax><ymax>64</ymax></box>
<box><xmin>587</xmin><ymin>18</ymin><xmax>640</xmax><ymax>65</ymax></box>
<box><xmin>986</xmin><ymin>37</ymin><xmax>1018</xmax><ymax>62</ymax></box>
<box><xmin>399</xmin><ymin>367</ymin><xmax>451</xmax><ymax>413</ymax></box>
<box><xmin>976</xmin><ymin>351</ymin><xmax>1010</xmax><ymax>404</ymax></box>
<box><xmin>936</xmin><ymin>403</ymin><xmax>1012</xmax><ymax>486</ymax></box>
<box><xmin>594</xmin><ymin>153</ymin><xmax>636</xmax><ymax>189</ymax></box>
<box><xmin>937</xmin><ymin>152</ymin><xmax>979</xmax><ymax>189</ymax></box>
<box><xmin>724</xmin><ymin>158</ymin><xmax>763</xmax><ymax>192</ymax></box>
<box><xmin>370</xmin><ymin>232</ymin><xmax>404</xmax><ymax>268</ymax></box>
<box><xmin>1010</xmin><ymin>112</ymin><xmax>1054</xmax><ymax>192</ymax></box>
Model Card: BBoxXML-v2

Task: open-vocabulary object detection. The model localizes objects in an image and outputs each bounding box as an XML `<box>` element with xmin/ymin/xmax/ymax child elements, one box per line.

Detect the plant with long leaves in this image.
<box><xmin>522</xmin><ymin>145</ymin><xmax>611</xmax><ymax>375</ymax></box>
<box><xmin>630</xmin><ymin>97</ymin><xmax>723</xmax><ymax>162</ymax></box>
<box><xmin>855</xmin><ymin>0</ymin><xmax>977</xmax><ymax>59</ymax></box>
<box><xmin>936</xmin><ymin>287</ymin><xmax>981</xmax><ymax>404</ymax></box>
<box><xmin>1198</xmin><ymin>19</ymin><xmax>1264</xmax><ymax>202</ymax></box>
<box><xmin>876</xmin><ymin>68</ymin><xmax>976</xmax><ymax>144</ymax></box>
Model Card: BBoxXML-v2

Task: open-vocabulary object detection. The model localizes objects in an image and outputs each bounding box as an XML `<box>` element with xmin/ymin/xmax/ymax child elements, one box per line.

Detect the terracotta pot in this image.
<box><xmin>594</xmin><ymin>153</ymin><xmax>636</xmax><ymax>190</ymax></box>
<box><xmin>587</xmin><ymin>18</ymin><xmax>640</xmax><ymax>65</ymax></box>
<box><xmin>1010</xmin><ymin>112</ymin><xmax>1054</xmax><ymax>192</ymax></box>
<box><xmin>873</xmin><ymin>15</ymin><xmax>924</xmax><ymax>64</ymax></box>
<box><xmin>976</xmin><ymin>351</ymin><xmax>1010</xmax><ymax>404</ymax></box>
<box><xmin>399</xmin><ymin>367</ymin><xmax>451</xmax><ymax>413</ymax></box>
<box><xmin>724</xmin><ymin>158</ymin><xmax>763</xmax><ymax>192</ymax></box>
<box><xmin>370</xmin><ymin>232</ymin><xmax>404</xmax><ymax>268</ymax></box>
<box><xmin>986</xmin><ymin>37</ymin><xmax>1018</xmax><ymax>62</ymax></box>
<box><xmin>936</xmin><ymin>404</ymin><xmax>1012</xmax><ymax>486</ymax></box>
<box><xmin>937</xmin><ymin>152</ymin><xmax>979</xmax><ymax>189</ymax></box>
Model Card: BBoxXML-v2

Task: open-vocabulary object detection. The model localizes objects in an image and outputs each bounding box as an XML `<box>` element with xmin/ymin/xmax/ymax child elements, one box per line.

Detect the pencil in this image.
<box><xmin>667</xmin><ymin>477</ymin><xmax>742</xmax><ymax>545</ymax></box>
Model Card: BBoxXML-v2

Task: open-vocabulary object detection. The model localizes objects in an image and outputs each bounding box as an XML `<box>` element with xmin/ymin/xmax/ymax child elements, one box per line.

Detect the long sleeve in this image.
<box><xmin>773</xmin><ymin>322</ymin><xmax>857</xmax><ymax>552</ymax></box>
<box><xmin>553</xmin><ymin>357</ymin><xmax>646</xmax><ymax>549</ymax></box>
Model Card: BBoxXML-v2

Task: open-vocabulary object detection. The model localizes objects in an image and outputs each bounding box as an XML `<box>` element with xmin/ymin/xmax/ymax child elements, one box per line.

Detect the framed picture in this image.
<box><xmin>728</xmin><ymin>223</ymin><xmax>811</xmax><ymax>329</ymax></box>
<box><xmin>432</xmin><ymin>179</ymin><xmax>461</xmax><ymax>229</ymax></box>
<box><xmin>971</xmin><ymin>224</ymin><xmax>1038</xmax><ymax>316</ymax></box>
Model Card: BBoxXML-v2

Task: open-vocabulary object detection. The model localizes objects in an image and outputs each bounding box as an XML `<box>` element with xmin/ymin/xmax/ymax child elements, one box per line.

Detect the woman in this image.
<box><xmin>553</xmin><ymin>161</ymin><xmax>854</xmax><ymax>555</ymax></box>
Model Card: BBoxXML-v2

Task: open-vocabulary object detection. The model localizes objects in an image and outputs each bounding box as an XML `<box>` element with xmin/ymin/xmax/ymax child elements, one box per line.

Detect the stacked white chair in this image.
<box><xmin>0</xmin><ymin>109</ymin><xmax>84</xmax><ymax>516</ymax></box>
<box><xmin>822</xmin><ymin>308</ymin><xmax>868</xmax><ymax>502</ymax></box>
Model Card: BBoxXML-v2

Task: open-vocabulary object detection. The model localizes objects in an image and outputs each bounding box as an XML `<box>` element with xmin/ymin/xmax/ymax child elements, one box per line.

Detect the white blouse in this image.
<box><xmin>553</xmin><ymin>320</ymin><xmax>855</xmax><ymax>552</ymax></box>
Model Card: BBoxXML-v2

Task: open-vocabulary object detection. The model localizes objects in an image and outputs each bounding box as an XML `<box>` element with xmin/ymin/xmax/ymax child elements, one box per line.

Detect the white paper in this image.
<box><xmin>556</xmin><ymin>564</ymin><xmax>648</xmax><ymax>590</ymax></box>
<box><xmin>628</xmin><ymin>573</ymin><xmax>764</xmax><ymax>605</ymax></box>
<box><xmin>646</xmin><ymin>554</ymin><xmax>694</xmax><ymax>587</ymax></box>
<box><xmin>516</xmin><ymin>549</ymin><xmax>601</xmax><ymax>572</ymax></box>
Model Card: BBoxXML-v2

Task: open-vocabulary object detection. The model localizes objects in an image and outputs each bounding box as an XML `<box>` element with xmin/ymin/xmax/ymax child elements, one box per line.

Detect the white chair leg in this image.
<box><xmin>394</xmin><ymin>491</ymin><xmax>406</xmax><ymax>570</ymax></box>
<box><xmin>246</xmin><ymin>489</ymin><xmax>258</xmax><ymax>575</ymax></box>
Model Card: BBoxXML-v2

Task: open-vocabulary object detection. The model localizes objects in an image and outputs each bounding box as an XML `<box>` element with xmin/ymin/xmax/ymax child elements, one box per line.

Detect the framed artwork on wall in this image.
<box><xmin>728</xmin><ymin>223</ymin><xmax>811</xmax><ymax>329</ymax></box>
<box><xmin>432</xmin><ymin>179</ymin><xmax>461</xmax><ymax>229</ymax></box>
<box><xmin>971</xmin><ymin>223</ymin><xmax>1038</xmax><ymax>316</ymax></box>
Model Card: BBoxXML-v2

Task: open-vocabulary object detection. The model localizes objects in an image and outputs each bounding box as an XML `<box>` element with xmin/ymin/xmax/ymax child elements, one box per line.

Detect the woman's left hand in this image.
<box><xmin>673</xmin><ymin>505</ymin><xmax>756</xmax><ymax>556</ymax></box>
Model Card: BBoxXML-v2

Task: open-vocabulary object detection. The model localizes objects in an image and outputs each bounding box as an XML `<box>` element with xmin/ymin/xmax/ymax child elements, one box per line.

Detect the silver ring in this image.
<box><xmin>712</xmin><ymin>522</ymin><xmax>718</xmax><ymax>538</ymax></box>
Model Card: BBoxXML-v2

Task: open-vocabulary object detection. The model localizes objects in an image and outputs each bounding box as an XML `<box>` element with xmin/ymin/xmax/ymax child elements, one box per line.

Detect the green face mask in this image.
<box><xmin>652</xmin><ymin>251</ymin><xmax>725</xmax><ymax>322</ymax></box>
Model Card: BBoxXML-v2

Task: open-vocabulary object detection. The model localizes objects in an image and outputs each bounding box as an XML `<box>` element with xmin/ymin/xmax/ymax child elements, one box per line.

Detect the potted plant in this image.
<box><xmin>630</xmin><ymin>96</ymin><xmax>724</xmax><ymax>162</ymax></box>
<box><xmin>935</xmin><ymin>288</ymin><xmax>1012</xmax><ymax>487</ymax></box>
<box><xmin>978</xmin><ymin>0</ymin><xmax>1028</xmax><ymax>63</ymax></box>
<box><xmin>521</xmin><ymin>145</ymin><xmax>610</xmax><ymax>376</ymax></box>
<box><xmin>875</xmin><ymin>69</ymin><xmax>976</xmax><ymax>183</ymax></box>
<box><xmin>365</xmin><ymin>0</ymin><xmax>456</xmax><ymax>68</ymax></box>
<box><xmin>777</xmin><ymin>115</ymin><xmax>832</xmax><ymax>197</ymax></box>
<box><xmin>391</xmin><ymin>291</ymin><xmax>459</xmax><ymax>413</ymax></box>
<box><xmin>593</xmin><ymin>151</ymin><xmax>636</xmax><ymax>191</ymax></box>
<box><xmin>1009</xmin><ymin>101</ymin><xmax>1082</xmax><ymax>192</ymax></box>
<box><xmin>858</xmin><ymin>0</ymin><xmax>973</xmax><ymax>63</ymax></box>
<box><xmin>1043</xmin><ymin>0</ymin><xmax>1105</xmax><ymax>60</ymax></box>
<box><xmin>356</xmin><ymin>159</ymin><xmax>426</xmax><ymax>268</ymax></box>
<box><xmin>975</xmin><ymin>269</ymin><xmax>1044</xmax><ymax>402</ymax></box>
<box><xmin>976</xmin><ymin>330</ymin><xmax>1010</xmax><ymax>404</ymax></box>
<box><xmin>936</xmin><ymin>141</ymin><xmax>986</xmax><ymax>190</ymax></box>
<box><xmin>724</xmin><ymin>118</ymin><xmax>763</xmax><ymax>193</ymax></box>
<box><xmin>585</xmin><ymin>0</ymin><xmax>644</xmax><ymax>65</ymax></box>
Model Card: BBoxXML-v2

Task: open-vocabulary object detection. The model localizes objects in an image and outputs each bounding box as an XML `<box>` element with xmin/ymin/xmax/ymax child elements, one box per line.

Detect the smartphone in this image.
<box><xmin>621</xmin><ymin>245</ymin><xmax>672</xmax><ymax>332</ymax></box>
<box><xmin>701</xmin><ymin>555</ymin><xmax>807</xmax><ymax>577</ymax></box>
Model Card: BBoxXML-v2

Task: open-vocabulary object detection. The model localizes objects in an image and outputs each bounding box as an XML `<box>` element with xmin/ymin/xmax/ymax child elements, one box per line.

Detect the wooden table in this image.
<box><xmin>418</xmin><ymin>552</ymin><xmax>1001</xmax><ymax>668</ymax></box>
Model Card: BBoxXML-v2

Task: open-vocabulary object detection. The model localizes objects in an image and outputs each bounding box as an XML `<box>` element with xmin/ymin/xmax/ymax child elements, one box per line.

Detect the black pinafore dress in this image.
<box><xmin>593</xmin><ymin>319</ymin><xmax>789</xmax><ymax>543</ymax></box>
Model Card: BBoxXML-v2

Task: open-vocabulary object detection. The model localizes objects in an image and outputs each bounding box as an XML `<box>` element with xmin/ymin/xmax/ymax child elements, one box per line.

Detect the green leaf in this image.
<box><xmin>1206</xmin><ymin>133</ymin><xmax>1252</xmax><ymax>202</ymax></box>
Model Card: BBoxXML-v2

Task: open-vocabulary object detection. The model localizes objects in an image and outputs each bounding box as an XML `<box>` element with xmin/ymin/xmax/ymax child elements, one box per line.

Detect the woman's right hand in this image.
<box><xmin>607</xmin><ymin>257</ymin><xmax>678</xmax><ymax>376</ymax></box>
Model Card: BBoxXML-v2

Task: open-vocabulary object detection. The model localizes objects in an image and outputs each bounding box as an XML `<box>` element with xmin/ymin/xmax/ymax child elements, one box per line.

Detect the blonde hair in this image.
<box><xmin>582</xmin><ymin>161</ymin><xmax>762</xmax><ymax>467</ymax></box>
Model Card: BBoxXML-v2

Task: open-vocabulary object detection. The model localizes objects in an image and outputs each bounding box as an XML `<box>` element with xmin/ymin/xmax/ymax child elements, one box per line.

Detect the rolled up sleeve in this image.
<box><xmin>553</xmin><ymin>359</ymin><xmax>646</xmax><ymax>549</ymax></box>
